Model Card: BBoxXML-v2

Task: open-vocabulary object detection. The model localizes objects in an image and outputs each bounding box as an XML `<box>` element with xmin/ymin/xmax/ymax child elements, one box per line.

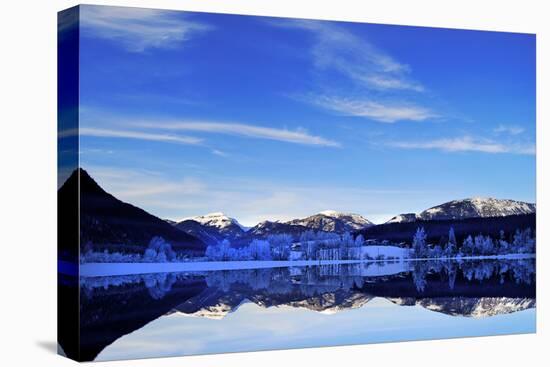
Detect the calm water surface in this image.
<box><xmin>66</xmin><ymin>259</ymin><xmax>536</xmax><ymax>361</ymax></box>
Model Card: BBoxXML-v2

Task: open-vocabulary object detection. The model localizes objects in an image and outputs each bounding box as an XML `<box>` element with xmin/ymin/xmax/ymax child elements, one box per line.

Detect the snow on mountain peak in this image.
<box><xmin>318</xmin><ymin>210</ymin><xmax>371</xmax><ymax>223</ymax></box>
<box><xmin>286</xmin><ymin>210</ymin><xmax>373</xmax><ymax>232</ymax></box>
<box><xmin>204</xmin><ymin>212</ymin><xmax>226</xmax><ymax>217</ymax></box>
<box><xmin>386</xmin><ymin>213</ymin><xmax>418</xmax><ymax>224</ymax></box>
<box><xmin>184</xmin><ymin>212</ymin><xmax>245</xmax><ymax>230</ymax></box>
<box><xmin>387</xmin><ymin>197</ymin><xmax>535</xmax><ymax>223</ymax></box>
<box><xmin>419</xmin><ymin>197</ymin><xmax>535</xmax><ymax>220</ymax></box>
<box><xmin>319</xmin><ymin>210</ymin><xmax>342</xmax><ymax>217</ymax></box>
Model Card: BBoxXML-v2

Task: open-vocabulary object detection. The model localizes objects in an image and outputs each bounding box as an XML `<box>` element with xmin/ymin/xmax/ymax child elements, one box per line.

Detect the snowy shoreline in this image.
<box><xmin>78</xmin><ymin>253</ymin><xmax>535</xmax><ymax>277</ymax></box>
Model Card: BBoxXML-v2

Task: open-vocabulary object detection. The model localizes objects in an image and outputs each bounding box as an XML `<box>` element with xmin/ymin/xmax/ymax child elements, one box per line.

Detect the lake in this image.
<box><xmin>63</xmin><ymin>258</ymin><xmax>536</xmax><ymax>361</ymax></box>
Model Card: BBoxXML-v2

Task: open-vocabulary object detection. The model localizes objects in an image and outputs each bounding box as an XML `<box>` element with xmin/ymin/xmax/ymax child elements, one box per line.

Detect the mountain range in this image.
<box><xmin>60</xmin><ymin>169</ymin><xmax>536</xmax><ymax>252</ymax></box>
<box><xmin>172</xmin><ymin>210</ymin><xmax>374</xmax><ymax>245</ymax></box>
<box><xmin>171</xmin><ymin>197</ymin><xmax>535</xmax><ymax>246</ymax></box>
<box><xmin>174</xmin><ymin>295</ymin><xmax>535</xmax><ymax>320</ymax></box>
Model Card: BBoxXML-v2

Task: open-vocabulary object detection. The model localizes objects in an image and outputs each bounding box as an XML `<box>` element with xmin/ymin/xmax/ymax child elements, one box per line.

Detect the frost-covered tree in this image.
<box><xmin>472</xmin><ymin>234</ymin><xmax>495</xmax><ymax>255</ymax></box>
<box><xmin>482</xmin><ymin>236</ymin><xmax>494</xmax><ymax>255</ymax></box>
<box><xmin>448</xmin><ymin>227</ymin><xmax>456</xmax><ymax>247</ymax></box>
<box><xmin>496</xmin><ymin>230</ymin><xmax>509</xmax><ymax>254</ymax></box>
<box><xmin>220</xmin><ymin>239</ymin><xmax>232</xmax><ymax>261</ymax></box>
<box><xmin>412</xmin><ymin>227</ymin><xmax>428</xmax><ymax>258</ymax></box>
<box><xmin>268</xmin><ymin>234</ymin><xmax>292</xmax><ymax>260</ymax></box>
<box><xmin>144</xmin><ymin>236</ymin><xmax>176</xmax><ymax>262</ymax></box>
<box><xmin>341</xmin><ymin>232</ymin><xmax>355</xmax><ymax>247</ymax></box>
<box><xmin>497</xmin><ymin>238</ymin><xmax>509</xmax><ymax>254</ymax></box>
<box><xmin>156</xmin><ymin>251</ymin><xmax>167</xmax><ymax>262</ymax></box>
<box><xmin>354</xmin><ymin>234</ymin><xmax>365</xmax><ymax>247</ymax></box>
<box><xmin>249</xmin><ymin>239</ymin><xmax>272</xmax><ymax>260</ymax></box>
<box><xmin>233</xmin><ymin>246</ymin><xmax>252</xmax><ymax>260</ymax></box>
<box><xmin>205</xmin><ymin>239</ymin><xmax>232</xmax><ymax>261</ymax></box>
<box><xmin>143</xmin><ymin>248</ymin><xmax>158</xmax><ymax>262</ymax></box>
<box><xmin>299</xmin><ymin>230</ymin><xmax>317</xmax><ymax>243</ymax></box>
<box><xmin>443</xmin><ymin>227</ymin><xmax>457</xmax><ymax>257</ymax></box>
<box><xmin>513</xmin><ymin>229</ymin><xmax>524</xmax><ymax>247</ymax></box>
<box><xmin>462</xmin><ymin>235</ymin><xmax>474</xmax><ymax>256</ymax></box>
<box><xmin>474</xmin><ymin>234</ymin><xmax>486</xmax><ymax>255</ymax></box>
<box><xmin>512</xmin><ymin>228</ymin><xmax>535</xmax><ymax>253</ymax></box>
<box><xmin>432</xmin><ymin>245</ymin><xmax>443</xmax><ymax>258</ymax></box>
<box><xmin>305</xmin><ymin>241</ymin><xmax>319</xmax><ymax>260</ymax></box>
<box><xmin>205</xmin><ymin>243</ymin><xmax>221</xmax><ymax>260</ymax></box>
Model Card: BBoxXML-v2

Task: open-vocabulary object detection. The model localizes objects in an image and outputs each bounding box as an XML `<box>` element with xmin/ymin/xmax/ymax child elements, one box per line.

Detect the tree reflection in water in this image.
<box><xmin>69</xmin><ymin>259</ymin><xmax>535</xmax><ymax>362</ymax></box>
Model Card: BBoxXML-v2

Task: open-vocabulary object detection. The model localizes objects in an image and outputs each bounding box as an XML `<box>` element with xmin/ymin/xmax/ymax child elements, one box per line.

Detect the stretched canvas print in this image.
<box><xmin>58</xmin><ymin>4</ymin><xmax>536</xmax><ymax>362</ymax></box>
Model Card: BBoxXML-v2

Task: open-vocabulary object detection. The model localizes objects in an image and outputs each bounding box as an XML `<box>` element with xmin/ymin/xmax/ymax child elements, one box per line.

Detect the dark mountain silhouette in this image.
<box><xmin>58</xmin><ymin>167</ymin><xmax>79</xmax><ymax>262</ymax></box>
<box><xmin>66</xmin><ymin>275</ymin><xmax>207</xmax><ymax>361</ymax></box>
<box><xmin>59</xmin><ymin>168</ymin><xmax>205</xmax><ymax>256</ymax></box>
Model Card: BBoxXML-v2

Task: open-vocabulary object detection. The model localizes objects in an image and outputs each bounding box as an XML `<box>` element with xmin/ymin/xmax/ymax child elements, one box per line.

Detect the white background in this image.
<box><xmin>0</xmin><ymin>0</ymin><xmax>547</xmax><ymax>366</ymax></box>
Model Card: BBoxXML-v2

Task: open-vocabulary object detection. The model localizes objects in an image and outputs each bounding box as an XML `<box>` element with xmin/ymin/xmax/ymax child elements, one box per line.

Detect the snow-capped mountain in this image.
<box><xmin>287</xmin><ymin>210</ymin><xmax>374</xmax><ymax>233</ymax></box>
<box><xmin>175</xmin><ymin>210</ymin><xmax>374</xmax><ymax>245</ymax></box>
<box><xmin>388</xmin><ymin>297</ymin><xmax>535</xmax><ymax>317</ymax></box>
<box><xmin>185</xmin><ymin>212</ymin><xmax>246</xmax><ymax>230</ymax></box>
<box><xmin>175</xmin><ymin>293</ymin><xmax>534</xmax><ymax>320</ymax></box>
<box><xmin>385</xmin><ymin>213</ymin><xmax>418</xmax><ymax>224</ymax></box>
<box><xmin>286</xmin><ymin>292</ymin><xmax>373</xmax><ymax>314</ymax></box>
<box><xmin>386</xmin><ymin>197</ymin><xmax>535</xmax><ymax>223</ymax></box>
<box><xmin>174</xmin><ymin>291</ymin><xmax>374</xmax><ymax>319</ymax></box>
<box><xmin>247</xmin><ymin>220</ymin><xmax>310</xmax><ymax>237</ymax></box>
<box><xmin>175</xmin><ymin>212</ymin><xmax>247</xmax><ymax>245</ymax></box>
<box><xmin>418</xmin><ymin>297</ymin><xmax>535</xmax><ymax>318</ymax></box>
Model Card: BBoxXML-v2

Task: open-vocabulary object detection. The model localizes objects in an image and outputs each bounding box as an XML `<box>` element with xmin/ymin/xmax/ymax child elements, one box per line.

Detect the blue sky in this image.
<box><xmin>74</xmin><ymin>5</ymin><xmax>536</xmax><ymax>225</ymax></box>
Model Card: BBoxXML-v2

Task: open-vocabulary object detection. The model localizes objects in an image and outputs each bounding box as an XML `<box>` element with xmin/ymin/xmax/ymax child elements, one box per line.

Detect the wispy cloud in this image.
<box><xmin>271</xmin><ymin>19</ymin><xmax>435</xmax><ymax>123</ymax></box>
<box><xmin>363</xmin><ymin>75</ymin><xmax>424</xmax><ymax>92</ymax></box>
<box><xmin>310</xmin><ymin>96</ymin><xmax>437</xmax><ymax>123</ymax></box>
<box><xmin>133</xmin><ymin>121</ymin><xmax>341</xmax><ymax>147</ymax></box>
<box><xmin>276</xmin><ymin>19</ymin><xmax>424</xmax><ymax>93</ymax></box>
<box><xmin>390</xmin><ymin>136</ymin><xmax>535</xmax><ymax>155</ymax></box>
<box><xmin>86</xmin><ymin>166</ymin><xmax>205</xmax><ymax>199</ymax></box>
<box><xmin>494</xmin><ymin>124</ymin><xmax>525</xmax><ymax>135</ymax></box>
<box><xmin>80</xmin><ymin>5</ymin><xmax>211</xmax><ymax>52</ymax></box>
<box><xmin>211</xmin><ymin>149</ymin><xmax>228</xmax><ymax>157</ymax></box>
<box><xmin>85</xmin><ymin>165</ymin><xmax>442</xmax><ymax>226</ymax></box>
<box><xmin>60</xmin><ymin>127</ymin><xmax>202</xmax><ymax>145</ymax></box>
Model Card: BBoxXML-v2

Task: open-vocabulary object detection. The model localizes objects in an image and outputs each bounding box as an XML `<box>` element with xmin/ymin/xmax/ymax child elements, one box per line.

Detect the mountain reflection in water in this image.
<box><xmin>63</xmin><ymin>259</ymin><xmax>535</xmax><ymax>361</ymax></box>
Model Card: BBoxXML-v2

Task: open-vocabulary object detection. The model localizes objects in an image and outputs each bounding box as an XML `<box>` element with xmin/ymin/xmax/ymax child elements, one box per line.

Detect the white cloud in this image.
<box><xmin>86</xmin><ymin>166</ymin><xmax>205</xmax><ymax>199</ymax></box>
<box><xmin>132</xmin><ymin>121</ymin><xmax>341</xmax><ymax>147</ymax></box>
<box><xmin>211</xmin><ymin>149</ymin><xmax>228</xmax><ymax>157</ymax></box>
<box><xmin>364</xmin><ymin>75</ymin><xmax>425</xmax><ymax>92</ymax></box>
<box><xmin>272</xmin><ymin>19</ymin><xmax>435</xmax><ymax>123</ymax></box>
<box><xmin>80</xmin><ymin>5</ymin><xmax>211</xmax><ymax>52</ymax></box>
<box><xmin>60</xmin><ymin>127</ymin><xmax>202</xmax><ymax>145</ymax></box>
<box><xmin>84</xmin><ymin>165</ymin><xmax>441</xmax><ymax>226</ymax></box>
<box><xmin>494</xmin><ymin>124</ymin><xmax>525</xmax><ymax>135</ymax></box>
<box><xmin>311</xmin><ymin>96</ymin><xmax>436</xmax><ymax>123</ymax></box>
<box><xmin>276</xmin><ymin>19</ymin><xmax>423</xmax><ymax>92</ymax></box>
<box><xmin>390</xmin><ymin>136</ymin><xmax>535</xmax><ymax>155</ymax></box>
